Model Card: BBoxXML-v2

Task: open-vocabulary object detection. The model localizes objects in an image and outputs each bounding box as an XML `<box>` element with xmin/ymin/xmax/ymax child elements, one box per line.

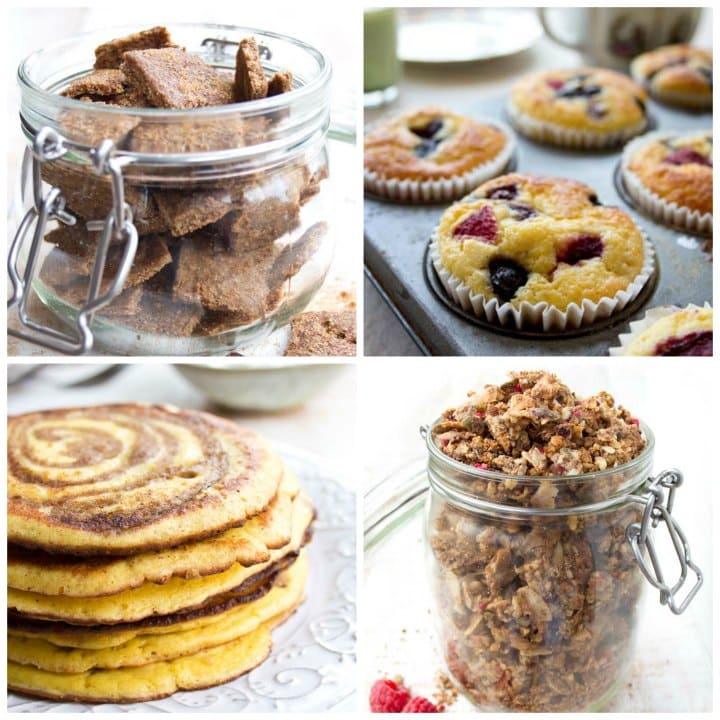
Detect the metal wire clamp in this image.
<box><xmin>8</xmin><ymin>128</ymin><xmax>138</xmax><ymax>354</ymax></box>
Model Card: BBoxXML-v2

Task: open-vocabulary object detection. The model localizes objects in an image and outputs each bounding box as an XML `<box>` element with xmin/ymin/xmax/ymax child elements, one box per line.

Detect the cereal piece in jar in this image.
<box><xmin>284</xmin><ymin>310</ymin><xmax>356</xmax><ymax>356</ymax></box>
<box><xmin>234</xmin><ymin>37</ymin><xmax>268</xmax><ymax>101</ymax></box>
<box><xmin>94</xmin><ymin>26</ymin><xmax>177</xmax><ymax>70</ymax></box>
<box><xmin>267</xmin><ymin>70</ymin><xmax>293</xmax><ymax>96</ymax></box>
<box><xmin>154</xmin><ymin>189</ymin><xmax>232</xmax><ymax>238</ymax></box>
<box><xmin>61</xmin><ymin>69</ymin><xmax>127</xmax><ymax>99</ymax></box>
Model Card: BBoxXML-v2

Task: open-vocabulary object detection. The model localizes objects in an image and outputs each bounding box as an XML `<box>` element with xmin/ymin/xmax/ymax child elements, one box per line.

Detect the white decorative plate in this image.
<box><xmin>8</xmin><ymin>446</ymin><xmax>357</xmax><ymax>713</ymax></box>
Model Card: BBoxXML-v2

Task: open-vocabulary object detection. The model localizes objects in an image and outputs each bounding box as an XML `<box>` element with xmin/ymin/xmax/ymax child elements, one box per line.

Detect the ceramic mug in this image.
<box><xmin>538</xmin><ymin>7</ymin><xmax>702</xmax><ymax>69</ymax></box>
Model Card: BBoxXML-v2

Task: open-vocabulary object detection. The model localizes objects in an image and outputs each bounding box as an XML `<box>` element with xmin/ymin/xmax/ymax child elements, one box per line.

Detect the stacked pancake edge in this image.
<box><xmin>7</xmin><ymin>403</ymin><xmax>314</xmax><ymax>703</ymax></box>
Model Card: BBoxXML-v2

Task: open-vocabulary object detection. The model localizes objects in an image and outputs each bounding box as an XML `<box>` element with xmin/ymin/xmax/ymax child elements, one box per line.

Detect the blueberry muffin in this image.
<box><xmin>364</xmin><ymin>107</ymin><xmax>514</xmax><ymax>203</ymax></box>
<box><xmin>508</xmin><ymin>68</ymin><xmax>648</xmax><ymax>149</ymax></box>
<box><xmin>630</xmin><ymin>45</ymin><xmax>712</xmax><ymax>110</ymax></box>
<box><xmin>621</xmin><ymin>130</ymin><xmax>712</xmax><ymax>235</ymax></box>
<box><xmin>431</xmin><ymin>173</ymin><xmax>651</xmax><ymax>330</ymax></box>
<box><xmin>614</xmin><ymin>305</ymin><xmax>712</xmax><ymax>356</ymax></box>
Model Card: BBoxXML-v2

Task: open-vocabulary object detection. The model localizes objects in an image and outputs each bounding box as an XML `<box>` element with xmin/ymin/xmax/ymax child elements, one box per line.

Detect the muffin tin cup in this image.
<box><xmin>620</xmin><ymin>132</ymin><xmax>713</xmax><ymax>236</ymax></box>
<box><xmin>506</xmin><ymin>100</ymin><xmax>648</xmax><ymax>150</ymax></box>
<box><xmin>429</xmin><ymin>231</ymin><xmax>656</xmax><ymax>333</ymax></box>
<box><xmin>363</xmin><ymin>121</ymin><xmax>516</xmax><ymax>204</ymax></box>
<box><xmin>608</xmin><ymin>302</ymin><xmax>712</xmax><ymax>356</ymax></box>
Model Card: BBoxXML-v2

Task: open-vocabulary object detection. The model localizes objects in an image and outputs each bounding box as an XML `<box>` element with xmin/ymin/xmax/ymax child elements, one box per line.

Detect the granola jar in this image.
<box><xmin>422</xmin><ymin>421</ymin><xmax>702</xmax><ymax>712</ymax></box>
<box><xmin>9</xmin><ymin>24</ymin><xmax>334</xmax><ymax>354</ymax></box>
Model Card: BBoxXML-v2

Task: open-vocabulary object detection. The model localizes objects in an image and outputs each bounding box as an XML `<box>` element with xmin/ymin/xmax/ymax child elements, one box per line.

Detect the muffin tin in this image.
<box><xmin>364</xmin><ymin>93</ymin><xmax>711</xmax><ymax>355</ymax></box>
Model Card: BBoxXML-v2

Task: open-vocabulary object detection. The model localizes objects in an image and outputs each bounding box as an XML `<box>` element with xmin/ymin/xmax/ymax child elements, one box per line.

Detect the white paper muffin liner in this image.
<box><xmin>506</xmin><ymin>99</ymin><xmax>647</xmax><ymax>150</ymax></box>
<box><xmin>620</xmin><ymin>131</ymin><xmax>713</xmax><ymax>236</ymax></box>
<box><xmin>609</xmin><ymin>303</ymin><xmax>712</xmax><ymax>356</ymax></box>
<box><xmin>364</xmin><ymin>120</ymin><xmax>516</xmax><ymax>204</ymax></box>
<box><xmin>430</xmin><ymin>228</ymin><xmax>656</xmax><ymax>333</ymax></box>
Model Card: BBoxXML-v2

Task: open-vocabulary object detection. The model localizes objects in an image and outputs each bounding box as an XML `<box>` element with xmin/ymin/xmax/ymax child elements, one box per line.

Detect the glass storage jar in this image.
<box><xmin>9</xmin><ymin>24</ymin><xmax>333</xmax><ymax>355</ymax></box>
<box><xmin>422</xmin><ymin>421</ymin><xmax>702</xmax><ymax>712</ymax></box>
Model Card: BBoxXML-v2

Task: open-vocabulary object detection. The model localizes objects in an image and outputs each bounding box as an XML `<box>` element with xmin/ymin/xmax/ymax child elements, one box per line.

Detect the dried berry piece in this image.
<box><xmin>664</xmin><ymin>148</ymin><xmax>712</xmax><ymax>167</ymax></box>
<box><xmin>654</xmin><ymin>330</ymin><xmax>712</xmax><ymax>356</ymax></box>
<box><xmin>488</xmin><ymin>257</ymin><xmax>528</xmax><ymax>302</ymax></box>
<box><xmin>557</xmin><ymin>233</ymin><xmax>604</xmax><ymax>265</ymax></box>
<box><xmin>508</xmin><ymin>202</ymin><xmax>537</xmax><ymax>221</ymax></box>
<box><xmin>485</xmin><ymin>183</ymin><xmax>518</xmax><ymax>201</ymax></box>
<box><xmin>234</xmin><ymin>37</ymin><xmax>268</xmax><ymax>101</ymax></box>
<box><xmin>452</xmin><ymin>206</ymin><xmax>499</xmax><ymax>243</ymax></box>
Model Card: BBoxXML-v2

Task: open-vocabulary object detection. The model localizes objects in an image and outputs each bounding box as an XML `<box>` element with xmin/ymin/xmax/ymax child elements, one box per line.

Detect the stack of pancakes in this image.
<box><xmin>7</xmin><ymin>403</ymin><xmax>314</xmax><ymax>703</ymax></box>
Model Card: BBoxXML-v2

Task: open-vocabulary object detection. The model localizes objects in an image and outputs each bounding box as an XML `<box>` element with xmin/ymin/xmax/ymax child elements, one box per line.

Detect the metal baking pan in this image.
<box><xmin>364</xmin><ymin>93</ymin><xmax>712</xmax><ymax>356</ymax></box>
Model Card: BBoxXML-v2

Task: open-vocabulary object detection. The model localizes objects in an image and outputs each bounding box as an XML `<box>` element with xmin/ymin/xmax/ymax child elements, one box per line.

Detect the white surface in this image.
<box><xmin>360</xmin><ymin>359</ymin><xmax>713</xmax><ymax>711</ymax></box>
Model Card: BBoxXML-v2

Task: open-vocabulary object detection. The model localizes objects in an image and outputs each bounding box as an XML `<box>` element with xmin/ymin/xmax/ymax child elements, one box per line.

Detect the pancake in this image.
<box><xmin>8</xmin><ymin>470</ymin><xmax>299</xmax><ymax>598</ymax></box>
<box><xmin>8</xmin><ymin>492</ymin><xmax>313</xmax><ymax>625</ymax></box>
<box><xmin>8</xmin><ymin>403</ymin><xmax>283</xmax><ymax>555</ymax></box>
<box><xmin>8</xmin><ymin>552</ymin><xmax>307</xmax><ymax>672</ymax></box>
<box><xmin>8</xmin><ymin>620</ymin><xmax>278</xmax><ymax>703</ymax></box>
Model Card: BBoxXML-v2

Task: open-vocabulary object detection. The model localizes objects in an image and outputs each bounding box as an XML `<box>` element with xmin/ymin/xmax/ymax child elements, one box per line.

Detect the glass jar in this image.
<box><xmin>422</xmin><ymin>421</ymin><xmax>702</xmax><ymax>712</ymax></box>
<box><xmin>9</xmin><ymin>24</ymin><xmax>333</xmax><ymax>355</ymax></box>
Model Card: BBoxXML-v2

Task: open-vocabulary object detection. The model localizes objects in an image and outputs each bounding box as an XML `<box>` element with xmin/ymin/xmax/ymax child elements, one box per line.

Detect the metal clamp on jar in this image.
<box><xmin>421</xmin><ymin>421</ymin><xmax>702</xmax><ymax>712</ymax></box>
<box><xmin>9</xmin><ymin>24</ymin><xmax>335</xmax><ymax>355</ymax></box>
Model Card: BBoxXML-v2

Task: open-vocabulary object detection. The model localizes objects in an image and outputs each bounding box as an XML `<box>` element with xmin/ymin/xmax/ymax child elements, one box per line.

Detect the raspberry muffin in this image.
<box><xmin>611</xmin><ymin>305</ymin><xmax>712</xmax><ymax>356</ymax></box>
<box><xmin>431</xmin><ymin>173</ymin><xmax>653</xmax><ymax>331</ymax></box>
<box><xmin>364</xmin><ymin>107</ymin><xmax>514</xmax><ymax>203</ymax></box>
<box><xmin>630</xmin><ymin>45</ymin><xmax>712</xmax><ymax>110</ymax></box>
<box><xmin>621</xmin><ymin>130</ymin><xmax>712</xmax><ymax>235</ymax></box>
<box><xmin>508</xmin><ymin>68</ymin><xmax>648</xmax><ymax>149</ymax></box>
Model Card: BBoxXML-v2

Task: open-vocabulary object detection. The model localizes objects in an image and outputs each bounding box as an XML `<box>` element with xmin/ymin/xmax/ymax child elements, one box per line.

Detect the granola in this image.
<box><xmin>428</xmin><ymin>372</ymin><xmax>646</xmax><ymax>711</ymax></box>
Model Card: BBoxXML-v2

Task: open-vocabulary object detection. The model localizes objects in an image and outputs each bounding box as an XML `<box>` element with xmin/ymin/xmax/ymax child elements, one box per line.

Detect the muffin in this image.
<box><xmin>610</xmin><ymin>304</ymin><xmax>712</xmax><ymax>356</ymax></box>
<box><xmin>630</xmin><ymin>45</ymin><xmax>712</xmax><ymax>109</ymax></box>
<box><xmin>431</xmin><ymin>173</ymin><xmax>653</xmax><ymax>331</ymax></box>
<box><xmin>508</xmin><ymin>68</ymin><xmax>648</xmax><ymax>149</ymax></box>
<box><xmin>364</xmin><ymin>107</ymin><xmax>514</xmax><ymax>203</ymax></box>
<box><xmin>621</xmin><ymin>130</ymin><xmax>712</xmax><ymax>235</ymax></box>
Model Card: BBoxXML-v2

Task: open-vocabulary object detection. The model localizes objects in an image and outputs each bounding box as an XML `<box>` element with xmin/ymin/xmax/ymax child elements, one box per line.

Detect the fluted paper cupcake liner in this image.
<box><xmin>620</xmin><ymin>132</ymin><xmax>713</xmax><ymax>236</ymax></box>
<box><xmin>507</xmin><ymin>99</ymin><xmax>647</xmax><ymax>150</ymax></box>
<box><xmin>430</xmin><ymin>230</ymin><xmax>656</xmax><ymax>333</ymax></box>
<box><xmin>608</xmin><ymin>302</ymin><xmax>712</xmax><ymax>356</ymax></box>
<box><xmin>364</xmin><ymin>120</ymin><xmax>516</xmax><ymax>204</ymax></box>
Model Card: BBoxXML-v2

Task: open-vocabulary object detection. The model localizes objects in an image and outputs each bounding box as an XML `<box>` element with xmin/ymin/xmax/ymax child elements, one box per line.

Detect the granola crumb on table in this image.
<box><xmin>428</xmin><ymin>371</ymin><xmax>647</xmax><ymax>711</ymax></box>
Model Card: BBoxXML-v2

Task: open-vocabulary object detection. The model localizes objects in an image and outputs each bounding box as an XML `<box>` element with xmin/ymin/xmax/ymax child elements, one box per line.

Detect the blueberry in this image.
<box><xmin>508</xmin><ymin>202</ymin><xmax>537</xmax><ymax>221</ymax></box>
<box><xmin>655</xmin><ymin>330</ymin><xmax>712</xmax><ymax>356</ymax></box>
<box><xmin>486</xmin><ymin>183</ymin><xmax>518</xmax><ymax>201</ymax></box>
<box><xmin>410</xmin><ymin>118</ymin><xmax>444</xmax><ymax>139</ymax></box>
<box><xmin>587</xmin><ymin>101</ymin><xmax>608</xmax><ymax>119</ymax></box>
<box><xmin>414</xmin><ymin>139</ymin><xmax>441</xmax><ymax>158</ymax></box>
<box><xmin>588</xmin><ymin>193</ymin><xmax>602</xmax><ymax>206</ymax></box>
<box><xmin>555</xmin><ymin>81</ymin><xmax>602</xmax><ymax>99</ymax></box>
<box><xmin>488</xmin><ymin>257</ymin><xmax>528</xmax><ymax>302</ymax></box>
<box><xmin>633</xmin><ymin>96</ymin><xmax>646</xmax><ymax>115</ymax></box>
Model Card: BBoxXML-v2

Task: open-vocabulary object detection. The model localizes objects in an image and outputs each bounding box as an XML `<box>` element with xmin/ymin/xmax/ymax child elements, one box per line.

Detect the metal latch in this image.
<box><xmin>8</xmin><ymin>127</ymin><xmax>138</xmax><ymax>354</ymax></box>
<box><xmin>627</xmin><ymin>469</ymin><xmax>703</xmax><ymax>614</ymax></box>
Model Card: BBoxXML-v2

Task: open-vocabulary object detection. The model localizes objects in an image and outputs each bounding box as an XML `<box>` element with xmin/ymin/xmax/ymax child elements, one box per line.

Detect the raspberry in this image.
<box><xmin>654</xmin><ymin>330</ymin><xmax>713</xmax><ymax>356</ymax></box>
<box><xmin>508</xmin><ymin>202</ymin><xmax>537</xmax><ymax>221</ymax></box>
<box><xmin>402</xmin><ymin>696</ymin><xmax>441</xmax><ymax>713</ymax></box>
<box><xmin>546</xmin><ymin>78</ymin><xmax>564</xmax><ymax>90</ymax></box>
<box><xmin>370</xmin><ymin>679</ymin><xmax>411</xmax><ymax>713</ymax></box>
<box><xmin>664</xmin><ymin>148</ymin><xmax>712</xmax><ymax>167</ymax></box>
<box><xmin>452</xmin><ymin>206</ymin><xmax>498</xmax><ymax>243</ymax></box>
<box><xmin>557</xmin><ymin>233</ymin><xmax>603</xmax><ymax>265</ymax></box>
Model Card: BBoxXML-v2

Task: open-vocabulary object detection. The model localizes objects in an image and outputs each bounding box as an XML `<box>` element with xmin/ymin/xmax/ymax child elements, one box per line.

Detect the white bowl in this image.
<box><xmin>175</xmin><ymin>362</ymin><xmax>347</xmax><ymax>411</ymax></box>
